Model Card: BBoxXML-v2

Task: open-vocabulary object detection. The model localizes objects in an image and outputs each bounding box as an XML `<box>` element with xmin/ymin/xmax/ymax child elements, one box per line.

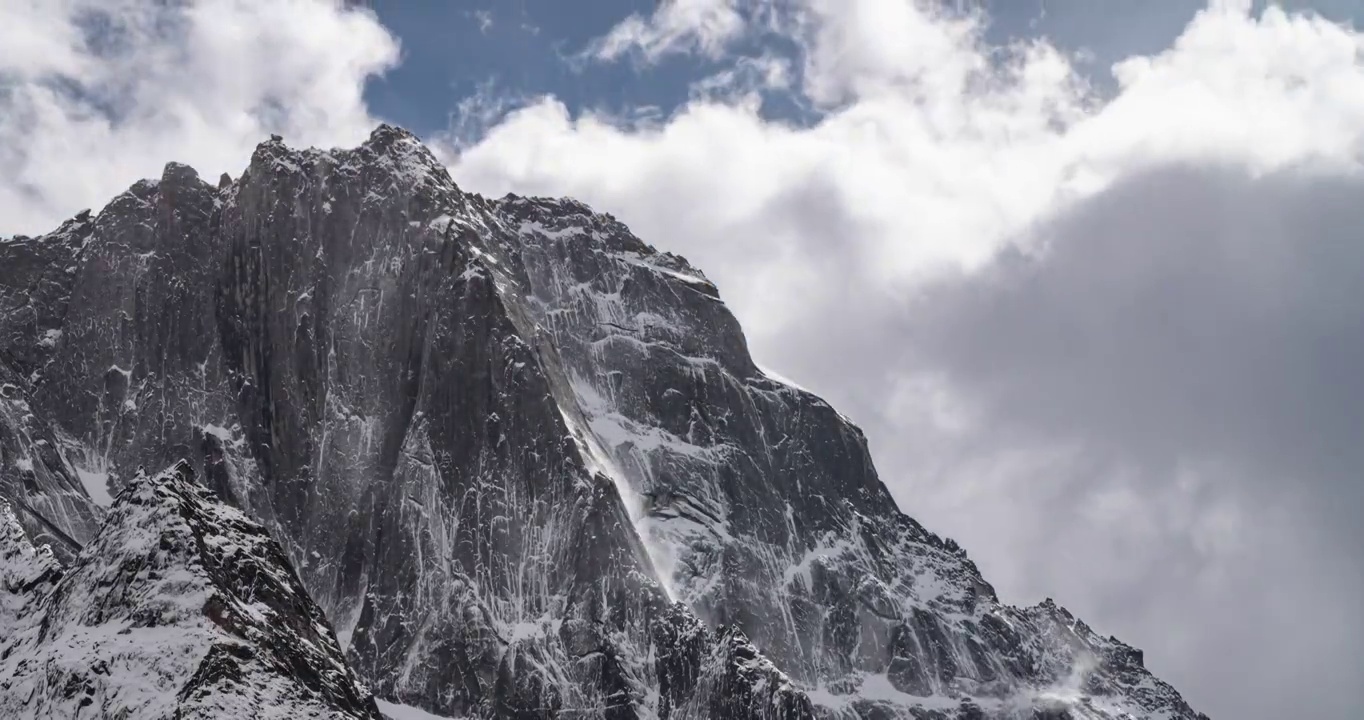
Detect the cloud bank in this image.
<box><xmin>3</xmin><ymin>1</ymin><xmax>1362</xmax><ymax>718</ymax></box>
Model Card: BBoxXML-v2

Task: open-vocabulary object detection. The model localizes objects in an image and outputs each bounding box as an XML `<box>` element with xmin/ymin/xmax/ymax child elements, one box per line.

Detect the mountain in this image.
<box><xmin>0</xmin><ymin>126</ymin><xmax>1207</xmax><ymax>719</ymax></box>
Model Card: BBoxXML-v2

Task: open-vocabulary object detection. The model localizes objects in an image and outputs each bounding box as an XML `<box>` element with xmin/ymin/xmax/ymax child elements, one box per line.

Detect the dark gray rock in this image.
<box><xmin>0</xmin><ymin>212</ymin><xmax>103</xmax><ymax>557</ymax></box>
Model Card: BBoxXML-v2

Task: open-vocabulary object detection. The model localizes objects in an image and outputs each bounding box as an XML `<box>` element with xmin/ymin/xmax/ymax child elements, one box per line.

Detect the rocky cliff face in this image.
<box><xmin>0</xmin><ymin>126</ymin><xmax>1206</xmax><ymax>719</ymax></box>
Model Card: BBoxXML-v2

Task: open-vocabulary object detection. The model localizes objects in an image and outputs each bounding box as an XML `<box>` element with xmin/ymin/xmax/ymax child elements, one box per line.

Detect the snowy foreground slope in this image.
<box><xmin>0</xmin><ymin>462</ymin><xmax>382</xmax><ymax>718</ymax></box>
<box><xmin>0</xmin><ymin>127</ymin><xmax>1208</xmax><ymax>719</ymax></box>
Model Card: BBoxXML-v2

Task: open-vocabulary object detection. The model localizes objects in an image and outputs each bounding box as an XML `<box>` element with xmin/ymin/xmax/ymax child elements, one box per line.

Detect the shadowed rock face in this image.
<box><xmin>0</xmin><ymin>126</ymin><xmax>1205</xmax><ymax>720</ymax></box>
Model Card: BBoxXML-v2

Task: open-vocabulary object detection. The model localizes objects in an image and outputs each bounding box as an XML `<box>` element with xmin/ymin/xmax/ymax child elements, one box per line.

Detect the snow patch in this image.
<box><xmin>653</xmin><ymin>266</ymin><xmax>710</xmax><ymax>287</ymax></box>
<box><xmin>615</xmin><ymin>253</ymin><xmax>713</xmax><ymax>289</ymax></box>
<box><xmin>468</xmin><ymin>243</ymin><xmax>499</xmax><ymax>265</ymax></box>
<box><xmin>783</xmin><ymin>535</ymin><xmax>858</xmax><ymax>590</ymax></box>
<box><xmin>506</xmin><ymin>620</ymin><xmax>547</xmax><ymax>643</ymax></box>
<box><xmin>807</xmin><ymin>674</ymin><xmax>975</xmax><ymax>714</ymax></box>
<box><xmin>74</xmin><ymin>466</ymin><xmax>113</xmax><ymax>506</ymax></box>
<box><xmin>429</xmin><ymin>214</ymin><xmax>457</xmax><ymax>234</ymax></box>
<box><xmin>519</xmin><ymin>220</ymin><xmax>590</xmax><ymax>241</ymax></box>
<box><xmin>756</xmin><ymin>363</ymin><xmax>811</xmax><ymax>394</ymax></box>
<box><xmin>201</xmin><ymin>423</ymin><xmax>246</xmax><ymax>450</ymax></box>
<box><xmin>377</xmin><ymin>699</ymin><xmax>461</xmax><ymax>720</ymax></box>
<box><xmin>572</xmin><ymin>374</ymin><xmax>714</xmax><ymax>462</ymax></box>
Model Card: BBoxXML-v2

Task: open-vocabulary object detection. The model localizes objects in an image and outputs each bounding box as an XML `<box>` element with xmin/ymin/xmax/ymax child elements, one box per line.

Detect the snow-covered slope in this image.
<box><xmin>0</xmin><ymin>460</ymin><xmax>382</xmax><ymax>718</ymax></box>
<box><xmin>0</xmin><ymin>499</ymin><xmax>63</xmax><ymax>639</ymax></box>
<box><xmin>0</xmin><ymin>126</ymin><xmax>1207</xmax><ymax>719</ymax></box>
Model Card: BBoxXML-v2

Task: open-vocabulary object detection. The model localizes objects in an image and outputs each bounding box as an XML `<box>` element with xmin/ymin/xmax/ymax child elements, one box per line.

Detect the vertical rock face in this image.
<box><xmin>0</xmin><ymin>461</ymin><xmax>383</xmax><ymax>719</ymax></box>
<box><xmin>34</xmin><ymin>164</ymin><xmax>233</xmax><ymax>495</ymax></box>
<box><xmin>0</xmin><ymin>218</ymin><xmax>104</xmax><ymax>555</ymax></box>
<box><xmin>0</xmin><ymin>361</ymin><xmax>100</xmax><ymax>558</ymax></box>
<box><xmin>0</xmin><ymin>126</ymin><xmax>1205</xmax><ymax>719</ymax></box>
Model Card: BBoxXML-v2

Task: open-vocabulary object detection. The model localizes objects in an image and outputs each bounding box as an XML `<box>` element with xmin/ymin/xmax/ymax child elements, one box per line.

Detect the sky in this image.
<box><xmin>2</xmin><ymin>1</ymin><xmax>1363</xmax><ymax>718</ymax></box>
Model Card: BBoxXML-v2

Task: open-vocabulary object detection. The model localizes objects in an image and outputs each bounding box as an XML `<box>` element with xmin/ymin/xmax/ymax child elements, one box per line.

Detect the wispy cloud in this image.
<box><xmin>585</xmin><ymin>0</ymin><xmax>753</xmax><ymax>63</ymax></box>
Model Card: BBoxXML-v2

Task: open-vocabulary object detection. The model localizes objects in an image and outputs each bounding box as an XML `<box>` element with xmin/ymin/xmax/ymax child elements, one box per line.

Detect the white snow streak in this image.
<box><xmin>377</xmin><ymin>699</ymin><xmax>462</xmax><ymax>720</ymax></box>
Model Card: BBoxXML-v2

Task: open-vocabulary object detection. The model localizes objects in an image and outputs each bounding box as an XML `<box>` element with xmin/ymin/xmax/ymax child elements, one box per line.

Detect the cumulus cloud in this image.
<box><xmin>0</xmin><ymin>0</ymin><xmax>397</xmax><ymax>236</ymax></box>
<box><xmin>450</xmin><ymin>2</ymin><xmax>1364</xmax><ymax>718</ymax></box>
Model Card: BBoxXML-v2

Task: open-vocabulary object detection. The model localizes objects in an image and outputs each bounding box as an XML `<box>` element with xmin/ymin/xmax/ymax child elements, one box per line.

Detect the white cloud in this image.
<box><xmin>0</xmin><ymin>0</ymin><xmax>397</xmax><ymax>236</ymax></box>
<box><xmin>449</xmin><ymin>2</ymin><xmax>1364</xmax><ymax>718</ymax></box>
<box><xmin>587</xmin><ymin>0</ymin><xmax>751</xmax><ymax>62</ymax></box>
<box><xmin>471</xmin><ymin>9</ymin><xmax>493</xmax><ymax>34</ymax></box>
